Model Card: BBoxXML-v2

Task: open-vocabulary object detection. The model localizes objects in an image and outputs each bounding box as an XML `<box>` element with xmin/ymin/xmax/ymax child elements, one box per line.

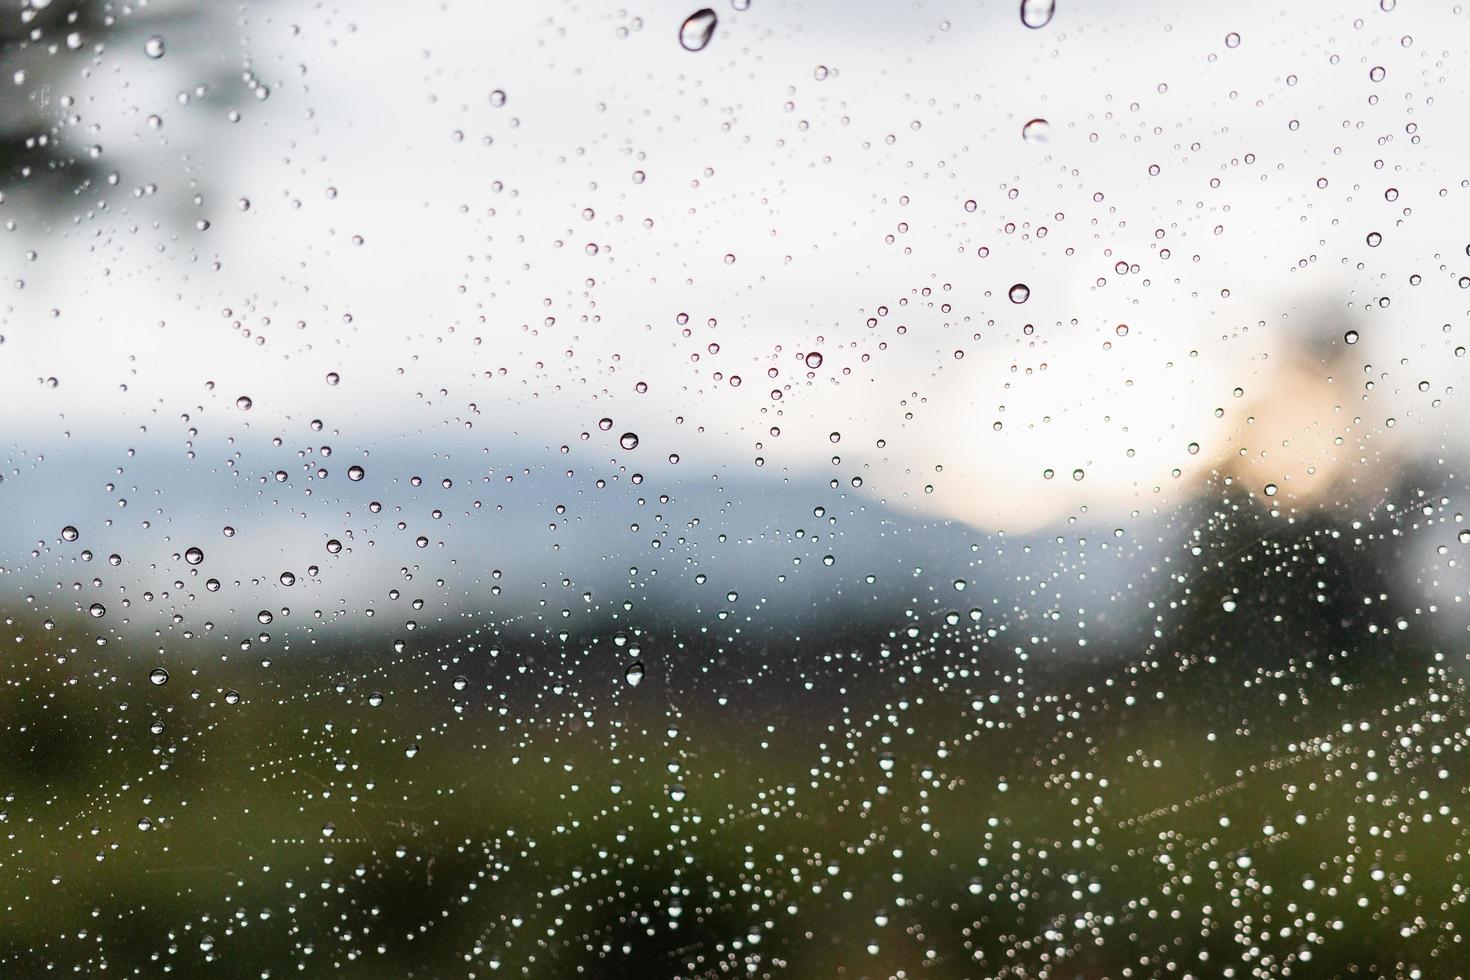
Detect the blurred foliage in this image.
<box><xmin>2</xmin><ymin>487</ymin><xmax>1466</xmax><ymax>978</ymax></box>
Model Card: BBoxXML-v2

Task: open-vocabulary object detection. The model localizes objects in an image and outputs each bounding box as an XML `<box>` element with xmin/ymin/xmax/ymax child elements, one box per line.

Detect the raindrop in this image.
<box><xmin>348</xmin><ymin>465</ymin><xmax>365</xmax><ymax>481</ymax></box>
<box><xmin>679</xmin><ymin>8</ymin><xmax>718</xmax><ymax>51</ymax></box>
<box><xmin>144</xmin><ymin>35</ymin><xmax>166</xmax><ymax>59</ymax></box>
<box><xmin>1008</xmin><ymin>283</ymin><xmax>1030</xmax><ymax>304</ymax></box>
<box><xmin>236</xmin><ymin>395</ymin><xmax>253</xmax><ymax>411</ymax></box>
<box><xmin>149</xmin><ymin>668</ymin><xmax>169</xmax><ymax>686</ymax></box>
<box><xmin>805</xmin><ymin>351</ymin><xmax>823</xmax><ymax>369</ymax></box>
<box><xmin>619</xmin><ymin>432</ymin><xmax>640</xmax><ymax>450</ymax></box>
<box><xmin>625</xmin><ymin>661</ymin><xmax>645</xmax><ymax>687</ymax></box>
<box><xmin>1021</xmin><ymin>118</ymin><xmax>1050</xmax><ymax>143</ymax></box>
<box><xmin>184</xmin><ymin>547</ymin><xmax>204</xmax><ymax>565</ymax></box>
<box><xmin>61</xmin><ymin>525</ymin><xmax>79</xmax><ymax>542</ymax></box>
<box><xmin>1345</xmin><ymin>330</ymin><xmax>1359</xmax><ymax>345</ymax></box>
<box><xmin>1019</xmin><ymin>0</ymin><xmax>1055</xmax><ymax>29</ymax></box>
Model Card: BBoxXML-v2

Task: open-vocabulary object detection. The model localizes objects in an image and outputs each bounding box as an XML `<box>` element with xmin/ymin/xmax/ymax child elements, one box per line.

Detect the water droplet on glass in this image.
<box><xmin>805</xmin><ymin>351</ymin><xmax>823</xmax><ymax>369</ymax></box>
<box><xmin>348</xmin><ymin>465</ymin><xmax>365</xmax><ymax>481</ymax></box>
<box><xmin>619</xmin><ymin>432</ymin><xmax>640</xmax><ymax>450</ymax></box>
<box><xmin>236</xmin><ymin>395</ymin><xmax>253</xmax><ymax>411</ymax></box>
<box><xmin>625</xmin><ymin>661</ymin><xmax>645</xmax><ymax>687</ymax></box>
<box><xmin>144</xmin><ymin>35</ymin><xmax>165</xmax><ymax>59</ymax></box>
<box><xmin>1008</xmin><ymin>283</ymin><xmax>1030</xmax><ymax>304</ymax></box>
<box><xmin>149</xmin><ymin>668</ymin><xmax>169</xmax><ymax>686</ymax></box>
<box><xmin>1345</xmin><ymin>330</ymin><xmax>1359</xmax><ymax>345</ymax></box>
<box><xmin>679</xmin><ymin>8</ymin><xmax>718</xmax><ymax>51</ymax></box>
<box><xmin>1021</xmin><ymin>118</ymin><xmax>1050</xmax><ymax>143</ymax></box>
<box><xmin>61</xmin><ymin>525</ymin><xmax>79</xmax><ymax>542</ymax></box>
<box><xmin>1020</xmin><ymin>0</ymin><xmax>1055</xmax><ymax>28</ymax></box>
<box><xmin>184</xmin><ymin>547</ymin><xmax>204</xmax><ymax>565</ymax></box>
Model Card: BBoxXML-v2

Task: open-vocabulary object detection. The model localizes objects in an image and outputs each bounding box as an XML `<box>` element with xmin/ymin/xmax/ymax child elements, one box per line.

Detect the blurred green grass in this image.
<box><xmin>1</xmin><ymin>606</ymin><xmax>1466</xmax><ymax>977</ymax></box>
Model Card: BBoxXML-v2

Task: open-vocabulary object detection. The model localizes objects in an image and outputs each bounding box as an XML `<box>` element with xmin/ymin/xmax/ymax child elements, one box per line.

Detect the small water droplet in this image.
<box><xmin>144</xmin><ymin>35</ymin><xmax>166</xmax><ymax>59</ymax></box>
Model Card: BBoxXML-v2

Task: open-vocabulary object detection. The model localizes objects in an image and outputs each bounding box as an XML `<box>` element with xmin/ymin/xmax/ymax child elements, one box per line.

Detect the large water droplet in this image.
<box><xmin>1008</xmin><ymin>283</ymin><xmax>1030</xmax><ymax>304</ymax></box>
<box><xmin>1021</xmin><ymin>118</ymin><xmax>1050</xmax><ymax>143</ymax></box>
<box><xmin>144</xmin><ymin>35</ymin><xmax>166</xmax><ymax>59</ymax></box>
<box><xmin>1020</xmin><ymin>0</ymin><xmax>1055</xmax><ymax>28</ymax></box>
<box><xmin>619</xmin><ymin>432</ymin><xmax>640</xmax><ymax>450</ymax></box>
<box><xmin>679</xmin><ymin>8</ymin><xmax>718</xmax><ymax>51</ymax></box>
<box><xmin>625</xmin><ymin>661</ymin><xmax>645</xmax><ymax>687</ymax></box>
<box><xmin>184</xmin><ymin>546</ymin><xmax>204</xmax><ymax>565</ymax></box>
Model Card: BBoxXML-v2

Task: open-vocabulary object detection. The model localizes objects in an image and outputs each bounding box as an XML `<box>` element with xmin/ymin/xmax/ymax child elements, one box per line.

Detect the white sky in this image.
<box><xmin>3</xmin><ymin>0</ymin><xmax>1467</xmax><ymax>532</ymax></box>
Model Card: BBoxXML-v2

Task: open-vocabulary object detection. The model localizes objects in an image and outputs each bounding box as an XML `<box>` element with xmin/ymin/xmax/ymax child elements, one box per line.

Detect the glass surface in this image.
<box><xmin>3</xmin><ymin>0</ymin><xmax>1468</xmax><ymax>975</ymax></box>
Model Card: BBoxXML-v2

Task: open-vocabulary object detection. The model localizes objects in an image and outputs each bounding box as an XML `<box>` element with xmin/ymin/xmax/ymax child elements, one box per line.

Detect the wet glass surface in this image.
<box><xmin>3</xmin><ymin>0</ymin><xmax>1470</xmax><ymax>976</ymax></box>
